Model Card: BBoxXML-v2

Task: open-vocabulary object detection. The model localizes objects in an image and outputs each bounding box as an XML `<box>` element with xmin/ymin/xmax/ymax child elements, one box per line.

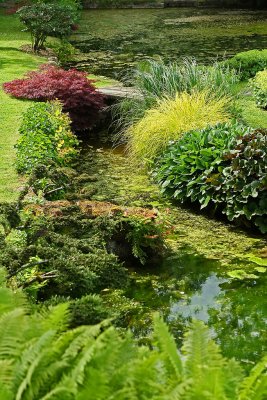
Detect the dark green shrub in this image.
<box><xmin>154</xmin><ymin>122</ymin><xmax>250</xmax><ymax>209</ymax></box>
<box><xmin>69</xmin><ymin>294</ymin><xmax>110</xmax><ymax>328</ymax></box>
<box><xmin>16</xmin><ymin>101</ymin><xmax>79</xmax><ymax>174</ymax></box>
<box><xmin>224</xmin><ymin>49</ymin><xmax>267</xmax><ymax>81</ymax></box>
<box><xmin>251</xmin><ymin>69</ymin><xmax>267</xmax><ymax>109</ymax></box>
<box><xmin>213</xmin><ymin>129</ymin><xmax>267</xmax><ymax>233</ymax></box>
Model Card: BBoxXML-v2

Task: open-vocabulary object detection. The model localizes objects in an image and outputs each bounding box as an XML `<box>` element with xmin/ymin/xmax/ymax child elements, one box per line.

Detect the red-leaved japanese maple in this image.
<box><xmin>3</xmin><ymin>65</ymin><xmax>105</xmax><ymax>131</ymax></box>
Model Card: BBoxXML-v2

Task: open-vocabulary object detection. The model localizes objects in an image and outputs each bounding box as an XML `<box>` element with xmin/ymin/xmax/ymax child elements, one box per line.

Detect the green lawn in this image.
<box><xmin>0</xmin><ymin>11</ymin><xmax>44</xmax><ymax>202</ymax></box>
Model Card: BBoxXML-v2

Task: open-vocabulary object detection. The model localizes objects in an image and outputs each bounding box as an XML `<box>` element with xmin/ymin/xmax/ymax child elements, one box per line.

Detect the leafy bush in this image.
<box><xmin>16</xmin><ymin>101</ymin><xmax>79</xmax><ymax>174</ymax></box>
<box><xmin>3</xmin><ymin>65</ymin><xmax>105</xmax><ymax>130</ymax></box>
<box><xmin>224</xmin><ymin>49</ymin><xmax>267</xmax><ymax>80</ymax></box>
<box><xmin>113</xmin><ymin>58</ymin><xmax>238</xmax><ymax>133</ymax></box>
<box><xmin>251</xmin><ymin>69</ymin><xmax>267</xmax><ymax>109</ymax></box>
<box><xmin>124</xmin><ymin>91</ymin><xmax>230</xmax><ymax>163</ymax></box>
<box><xmin>154</xmin><ymin>122</ymin><xmax>250</xmax><ymax>208</ymax></box>
<box><xmin>0</xmin><ymin>278</ymin><xmax>266</xmax><ymax>400</ymax></box>
<box><xmin>48</xmin><ymin>39</ymin><xmax>76</xmax><ymax>66</ymax></box>
<box><xmin>17</xmin><ymin>2</ymin><xmax>79</xmax><ymax>51</ymax></box>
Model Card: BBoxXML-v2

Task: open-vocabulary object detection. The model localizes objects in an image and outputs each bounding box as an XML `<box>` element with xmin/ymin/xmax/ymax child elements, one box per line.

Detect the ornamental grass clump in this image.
<box><xmin>125</xmin><ymin>91</ymin><xmax>230</xmax><ymax>163</ymax></box>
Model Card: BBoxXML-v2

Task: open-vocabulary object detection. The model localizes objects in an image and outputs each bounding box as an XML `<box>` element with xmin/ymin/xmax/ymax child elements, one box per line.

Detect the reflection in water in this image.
<box><xmin>168</xmin><ymin>273</ymin><xmax>227</xmax><ymax>323</ymax></box>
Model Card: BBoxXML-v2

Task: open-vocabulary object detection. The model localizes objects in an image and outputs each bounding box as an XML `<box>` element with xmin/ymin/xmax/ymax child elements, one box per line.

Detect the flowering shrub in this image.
<box><xmin>3</xmin><ymin>65</ymin><xmax>105</xmax><ymax>130</ymax></box>
<box><xmin>16</xmin><ymin>101</ymin><xmax>79</xmax><ymax>174</ymax></box>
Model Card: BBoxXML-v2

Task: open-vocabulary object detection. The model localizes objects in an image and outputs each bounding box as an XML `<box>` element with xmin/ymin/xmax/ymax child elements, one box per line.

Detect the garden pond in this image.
<box><xmin>70</xmin><ymin>8</ymin><xmax>267</xmax><ymax>77</ymax></box>
<box><xmin>69</xmin><ymin>8</ymin><xmax>267</xmax><ymax>369</ymax></box>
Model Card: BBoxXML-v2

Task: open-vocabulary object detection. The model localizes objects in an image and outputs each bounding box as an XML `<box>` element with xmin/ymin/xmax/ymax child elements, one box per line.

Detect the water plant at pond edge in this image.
<box><xmin>0</xmin><ymin>276</ymin><xmax>267</xmax><ymax>400</ymax></box>
<box><xmin>112</xmin><ymin>58</ymin><xmax>238</xmax><ymax>132</ymax></box>
<box><xmin>123</xmin><ymin>91</ymin><xmax>230</xmax><ymax>163</ymax></box>
<box><xmin>3</xmin><ymin>65</ymin><xmax>105</xmax><ymax>131</ymax></box>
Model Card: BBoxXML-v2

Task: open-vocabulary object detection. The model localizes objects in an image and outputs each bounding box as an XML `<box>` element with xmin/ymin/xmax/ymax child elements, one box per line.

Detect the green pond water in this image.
<box><xmin>79</xmin><ymin>142</ymin><xmax>267</xmax><ymax>369</ymax></box>
<box><xmin>70</xmin><ymin>8</ymin><xmax>267</xmax><ymax>77</ymax></box>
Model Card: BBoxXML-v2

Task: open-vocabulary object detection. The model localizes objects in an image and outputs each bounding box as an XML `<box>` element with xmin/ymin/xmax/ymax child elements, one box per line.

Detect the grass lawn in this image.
<box><xmin>0</xmin><ymin>11</ymin><xmax>44</xmax><ymax>202</ymax></box>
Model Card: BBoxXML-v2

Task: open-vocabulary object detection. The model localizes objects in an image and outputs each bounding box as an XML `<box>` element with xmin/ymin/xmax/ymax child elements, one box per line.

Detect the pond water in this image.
<box><xmin>79</xmin><ymin>141</ymin><xmax>267</xmax><ymax>369</ymax></box>
<box><xmin>70</xmin><ymin>8</ymin><xmax>267</xmax><ymax>77</ymax></box>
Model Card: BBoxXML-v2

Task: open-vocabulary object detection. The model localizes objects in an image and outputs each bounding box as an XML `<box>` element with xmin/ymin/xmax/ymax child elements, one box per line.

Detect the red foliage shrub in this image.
<box><xmin>3</xmin><ymin>65</ymin><xmax>105</xmax><ymax>131</ymax></box>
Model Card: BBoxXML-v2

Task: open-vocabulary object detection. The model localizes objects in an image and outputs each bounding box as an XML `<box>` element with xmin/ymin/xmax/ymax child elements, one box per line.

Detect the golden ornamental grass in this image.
<box><xmin>126</xmin><ymin>91</ymin><xmax>230</xmax><ymax>163</ymax></box>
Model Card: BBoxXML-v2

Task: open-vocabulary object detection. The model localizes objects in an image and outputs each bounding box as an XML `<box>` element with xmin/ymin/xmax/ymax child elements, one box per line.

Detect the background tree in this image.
<box><xmin>17</xmin><ymin>2</ymin><xmax>79</xmax><ymax>51</ymax></box>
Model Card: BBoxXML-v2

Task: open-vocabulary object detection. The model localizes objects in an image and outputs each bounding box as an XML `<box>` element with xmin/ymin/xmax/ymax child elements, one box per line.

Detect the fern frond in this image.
<box><xmin>238</xmin><ymin>356</ymin><xmax>267</xmax><ymax>400</ymax></box>
<box><xmin>0</xmin><ymin>308</ymin><xmax>26</xmax><ymax>359</ymax></box>
<box><xmin>14</xmin><ymin>330</ymin><xmax>57</xmax><ymax>400</ymax></box>
<box><xmin>153</xmin><ymin>313</ymin><xmax>182</xmax><ymax>379</ymax></box>
<box><xmin>182</xmin><ymin>320</ymin><xmax>228</xmax><ymax>399</ymax></box>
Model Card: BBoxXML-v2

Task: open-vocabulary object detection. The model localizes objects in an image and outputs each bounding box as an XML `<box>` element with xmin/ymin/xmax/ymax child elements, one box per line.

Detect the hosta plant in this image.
<box><xmin>251</xmin><ymin>69</ymin><xmax>267</xmax><ymax>109</ymax></box>
<box><xmin>154</xmin><ymin>122</ymin><xmax>250</xmax><ymax>208</ymax></box>
<box><xmin>3</xmin><ymin>65</ymin><xmax>105</xmax><ymax>130</ymax></box>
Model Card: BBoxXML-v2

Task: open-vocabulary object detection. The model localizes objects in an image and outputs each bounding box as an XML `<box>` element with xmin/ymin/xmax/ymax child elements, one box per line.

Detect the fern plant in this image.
<box><xmin>0</xmin><ymin>268</ymin><xmax>266</xmax><ymax>400</ymax></box>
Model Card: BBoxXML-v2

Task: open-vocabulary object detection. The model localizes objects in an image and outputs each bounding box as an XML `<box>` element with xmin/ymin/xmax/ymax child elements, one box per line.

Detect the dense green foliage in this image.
<box><xmin>0</xmin><ymin>277</ymin><xmax>266</xmax><ymax>400</ymax></box>
<box><xmin>124</xmin><ymin>91</ymin><xmax>230</xmax><ymax>163</ymax></box>
<box><xmin>251</xmin><ymin>69</ymin><xmax>267</xmax><ymax>109</ymax></box>
<box><xmin>17</xmin><ymin>2</ymin><xmax>79</xmax><ymax>51</ymax></box>
<box><xmin>225</xmin><ymin>49</ymin><xmax>267</xmax><ymax>80</ymax></box>
<box><xmin>154</xmin><ymin>122</ymin><xmax>250</xmax><ymax>207</ymax></box>
<box><xmin>16</xmin><ymin>101</ymin><xmax>79</xmax><ymax>174</ymax></box>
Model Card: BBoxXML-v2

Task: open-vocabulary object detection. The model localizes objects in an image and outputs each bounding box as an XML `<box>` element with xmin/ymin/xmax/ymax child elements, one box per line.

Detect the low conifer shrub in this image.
<box><xmin>3</xmin><ymin>65</ymin><xmax>105</xmax><ymax>130</ymax></box>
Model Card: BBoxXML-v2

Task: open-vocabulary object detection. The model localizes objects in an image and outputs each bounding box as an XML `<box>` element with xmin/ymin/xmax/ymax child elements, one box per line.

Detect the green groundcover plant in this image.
<box><xmin>16</xmin><ymin>101</ymin><xmax>79</xmax><ymax>174</ymax></box>
<box><xmin>251</xmin><ymin>69</ymin><xmax>267</xmax><ymax>109</ymax></box>
<box><xmin>0</xmin><ymin>270</ymin><xmax>266</xmax><ymax>400</ymax></box>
